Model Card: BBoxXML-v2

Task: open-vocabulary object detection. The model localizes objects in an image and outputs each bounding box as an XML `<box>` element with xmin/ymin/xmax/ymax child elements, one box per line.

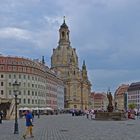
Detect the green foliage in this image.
<box><xmin>128</xmin><ymin>103</ymin><xmax>136</xmax><ymax>109</ymax></box>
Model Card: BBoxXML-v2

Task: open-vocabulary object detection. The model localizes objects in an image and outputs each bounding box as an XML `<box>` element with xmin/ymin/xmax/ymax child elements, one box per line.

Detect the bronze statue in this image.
<box><xmin>107</xmin><ymin>91</ymin><xmax>113</xmax><ymax>112</ymax></box>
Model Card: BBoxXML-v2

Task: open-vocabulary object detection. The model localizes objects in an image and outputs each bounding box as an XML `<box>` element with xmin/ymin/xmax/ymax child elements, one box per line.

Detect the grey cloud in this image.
<box><xmin>0</xmin><ymin>27</ymin><xmax>33</xmax><ymax>40</ymax></box>
<box><xmin>0</xmin><ymin>0</ymin><xmax>140</xmax><ymax>92</ymax></box>
<box><xmin>89</xmin><ymin>69</ymin><xmax>140</xmax><ymax>92</ymax></box>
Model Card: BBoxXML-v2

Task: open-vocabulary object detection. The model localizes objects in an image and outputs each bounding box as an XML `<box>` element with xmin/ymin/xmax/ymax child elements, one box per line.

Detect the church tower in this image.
<box><xmin>58</xmin><ymin>17</ymin><xmax>70</xmax><ymax>46</ymax></box>
<box><xmin>82</xmin><ymin>60</ymin><xmax>88</xmax><ymax>80</ymax></box>
<box><xmin>51</xmin><ymin>17</ymin><xmax>91</xmax><ymax>110</ymax></box>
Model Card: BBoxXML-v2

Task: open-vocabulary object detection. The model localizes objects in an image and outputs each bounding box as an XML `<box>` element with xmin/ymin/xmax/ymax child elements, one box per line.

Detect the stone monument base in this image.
<box><xmin>95</xmin><ymin>112</ymin><xmax>126</xmax><ymax>121</ymax></box>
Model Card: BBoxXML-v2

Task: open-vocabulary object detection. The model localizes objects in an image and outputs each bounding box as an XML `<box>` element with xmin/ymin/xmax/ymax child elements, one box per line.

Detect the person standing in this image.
<box><xmin>90</xmin><ymin>109</ymin><xmax>95</xmax><ymax>120</ymax></box>
<box><xmin>0</xmin><ymin>111</ymin><xmax>3</xmax><ymax>124</ymax></box>
<box><xmin>85</xmin><ymin>110</ymin><xmax>89</xmax><ymax>119</ymax></box>
<box><xmin>23</xmin><ymin>110</ymin><xmax>34</xmax><ymax>139</ymax></box>
<box><xmin>72</xmin><ymin>109</ymin><xmax>75</xmax><ymax>116</ymax></box>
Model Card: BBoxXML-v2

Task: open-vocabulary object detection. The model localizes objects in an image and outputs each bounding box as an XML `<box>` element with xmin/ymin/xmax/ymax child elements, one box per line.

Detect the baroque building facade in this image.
<box><xmin>0</xmin><ymin>55</ymin><xmax>64</xmax><ymax>119</ymax></box>
<box><xmin>51</xmin><ymin>19</ymin><xmax>91</xmax><ymax>110</ymax></box>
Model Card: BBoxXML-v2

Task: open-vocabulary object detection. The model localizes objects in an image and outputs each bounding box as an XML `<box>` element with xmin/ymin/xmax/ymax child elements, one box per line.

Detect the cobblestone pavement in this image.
<box><xmin>0</xmin><ymin>114</ymin><xmax>140</xmax><ymax>140</ymax></box>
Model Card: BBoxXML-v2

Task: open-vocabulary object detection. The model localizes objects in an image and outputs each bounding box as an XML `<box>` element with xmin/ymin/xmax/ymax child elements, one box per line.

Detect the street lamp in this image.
<box><xmin>13</xmin><ymin>80</ymin><xmax>20</xmax><ymax>134</ymax></box>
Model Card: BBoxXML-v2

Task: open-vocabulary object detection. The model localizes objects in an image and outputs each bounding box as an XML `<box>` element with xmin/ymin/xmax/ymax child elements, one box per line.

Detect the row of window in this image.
<box><xmin>0</xmin><ymin>93</ymin><xmax>46</xmax><ymax>104</ymax></box>
<box><xmin>8</xmin><ymin>82</ymin><xmax>46</xmax><ymax>90</ymax></box>
<box><xmin>128</xmin><ymin>95</ymin><xmax>140</xmax><ymax>99</ymax></box>
<box><xmin>0</xmin><ymin>64</ymin><xmax>44</xmax><ymax>76</ymax></box>
<box><xmin>8</xmin><ymin>74</ymin><xmax>46</xmax><ymax>83</ymax></box>
<box><xmin>20</xmin><ymin>99</ymin><xmax>45</xmax><ymax>105</ymax></box>
<box><xmin>0</xmin><ymin>59</ymin><xmax>45</xmax><ymax>71</ymax></box>
<box><xmin>9</xmin><ymin>90</ymin><xmax>37</xmax><ymax>96</ymax></box>
<box><xmin>128</xmin><ymin>91</ymin><xmax>140</xmax><ymax>95</ymax></box>
<box><xmin>9</xmin><ymin>90</ymin><xmax>46</xmax><ymax>97</ymax></box>
<box><xmin>1</xmin><ymin>88</ymin><xmax>62</xmax><ymax>98</ymax></box>
<box><xmin>1</xmin><ymin>81</ymin><xmax>46</xmax><ymax>91</ymax></box>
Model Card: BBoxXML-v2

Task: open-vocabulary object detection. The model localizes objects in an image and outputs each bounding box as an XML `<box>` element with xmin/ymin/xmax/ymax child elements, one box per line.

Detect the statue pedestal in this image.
<box><xmin>95</xmin><ymin>112</ymin><xmax>126</xmax><ymax>121</ymax></box>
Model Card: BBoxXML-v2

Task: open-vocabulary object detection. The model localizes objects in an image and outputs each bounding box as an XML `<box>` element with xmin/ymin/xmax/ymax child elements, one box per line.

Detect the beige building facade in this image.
<box><xmin>114</xmin><ymin>84</ymin><xmax>129</xmax><ymax>111</ymax></box>
<box><xmin>51</xmin><ymin>19</ymin><xmax>91</xmax><ymax>110</ymax></box>
<box><xmin>93</xmin><ymin>92</ymin><xmax>108</xmax><ymax>110</ymax></box>
<box><xmin>0</xmin><ymin>55</ymin><xmax>64</xmax><ymax>119</ymax></box>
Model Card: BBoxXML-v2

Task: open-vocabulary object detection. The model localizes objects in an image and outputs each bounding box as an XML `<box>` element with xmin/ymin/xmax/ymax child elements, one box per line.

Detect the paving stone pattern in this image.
<box><xmin>0</xmin><ymin>114</ymin><xmax>140</xmax><ymax>140</ymax></box>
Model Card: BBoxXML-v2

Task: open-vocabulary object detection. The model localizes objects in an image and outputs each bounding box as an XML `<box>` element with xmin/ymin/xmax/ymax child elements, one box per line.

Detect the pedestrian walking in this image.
<box><xmin>90</xmin><ymin>109</ymin><xmax>95</xmax><ymax>120</ymax></box>
<box><xmin>72</xmin><ymin>109</ymin><xmax>75</xmax><ymax>116</ymax></box>
<box><xmin>85</xmin><ymin>110</ymin><xmax>89</xmax><ymax>119</ymax></box>
<box><xmin>23</xmin><ymin>110</ymin><xmax>34</xmax><ymax>139</ymax></box>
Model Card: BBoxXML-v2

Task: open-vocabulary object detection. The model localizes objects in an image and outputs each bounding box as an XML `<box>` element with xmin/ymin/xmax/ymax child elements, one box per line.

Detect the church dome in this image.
<box><xmin>51</xmin><ymin>45</ymin><xmax>78</xmax><ymax>68</ymax></box>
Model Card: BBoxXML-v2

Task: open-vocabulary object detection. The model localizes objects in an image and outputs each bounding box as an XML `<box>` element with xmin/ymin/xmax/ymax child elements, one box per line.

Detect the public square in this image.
<box><xmin>0</xmin><ymin>114</ymin><xmax>140</xmax><ymax>140</ymax></box>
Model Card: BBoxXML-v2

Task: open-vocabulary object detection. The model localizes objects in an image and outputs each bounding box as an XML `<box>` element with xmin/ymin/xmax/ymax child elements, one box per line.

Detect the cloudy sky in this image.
<box><xmin>0</xmin><ymin>0</ymin><xmax>140</xmax><ymax>93</ymax></box>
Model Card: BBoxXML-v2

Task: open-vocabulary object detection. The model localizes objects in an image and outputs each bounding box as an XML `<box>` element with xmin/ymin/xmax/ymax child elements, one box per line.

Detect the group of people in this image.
<box><xmin>127</xmin><ymin>110</ymin><xmax>140</xmax><ymax>120</ymax></box>
<box><xmin>85</xmin><ymin>109</ymin><xmax>96</xmax><ymax>120</ymax></box>
<box><xmin>71</xmin><ymin>109</ymin><xmax>97</xmax><ymax>119</ymax></box>
<box><xmin>71</xmin><ymin>109</ymin><xmax>84</xmax><ymax>116</ymax></box>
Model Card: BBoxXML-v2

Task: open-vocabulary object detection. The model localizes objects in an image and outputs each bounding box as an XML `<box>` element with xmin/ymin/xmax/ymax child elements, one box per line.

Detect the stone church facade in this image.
<box><xmin>51</xmin><ymin>19</ymin><xmax>91</xmax><ymax>110</ymax></box>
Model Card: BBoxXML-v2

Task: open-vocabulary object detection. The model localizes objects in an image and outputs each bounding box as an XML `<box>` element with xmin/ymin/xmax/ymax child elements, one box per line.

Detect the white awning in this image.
<box><xmin>32</xmin><ymin>107</ymin><xmax>39</xmax><ymax>110</ymax></box>
<box><xmin>44</xmin><ymin>107</ymin><xmax>53</xmax><ymax>110</ymax></box>
<box><xmin>19</xmin><ymin>107</ymin><xmax>53</xmax><ymax>111</ymax></box>
<box><xmin>19</xmin><ymin>107</ymin><xmax>31</xmax><ymax>110</ymax></box>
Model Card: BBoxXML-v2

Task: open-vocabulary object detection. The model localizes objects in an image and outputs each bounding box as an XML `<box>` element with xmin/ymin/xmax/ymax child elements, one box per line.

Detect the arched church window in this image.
<box><xmin>67</xmin><ymin>32</ymin><xmax>69</xmax><ymax>39</ymax></box>
<box><xmin>62</xmin><ymin>31</ymin><xmax>65</xmax><ymax>37</ymax></box>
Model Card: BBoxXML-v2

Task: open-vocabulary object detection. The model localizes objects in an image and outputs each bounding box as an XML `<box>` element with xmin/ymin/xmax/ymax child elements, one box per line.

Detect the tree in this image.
<box><xmin>128</xmin><ymin>103</ymin><xmax>136</xmax><ymax>110</ymax></box>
